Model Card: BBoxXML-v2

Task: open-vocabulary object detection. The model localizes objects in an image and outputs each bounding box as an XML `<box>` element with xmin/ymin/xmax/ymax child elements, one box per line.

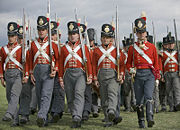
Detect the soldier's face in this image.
<box><xmin>52</xmin><ymin>34</ymin><xmax>57</xmax><ymax>41</ymax></box>
<box><xmin>68</xmin><ymin>33</ymin><xmax>80</xmax><ymax>43</ymax></box>
<box><xmin>38</xmin><ymin>29</ymin><xmax>48</xmax><ymax>39</ymax></box>
<box><xmin>8</xmin><ymin>35</ymin><xmax>17</xmax><ymax>44</ymax></box>
<box><xmin>101</xmin><ymin>36</ymin><xmax>113</xmax><ymax>45</ymax></box>
<box><xmin>163</xmin><ymin>44</ymin><xmax>169</xmax><ymax>49</ymax></box>
<box><xmin>90</xmin><ymin>40</ymin><xmax>94</xmax><ymax>47</ymax></box>
<box><xmin>136</xmin><ymin>32</ymin><xmax>147</xmax><ymax>41</ymax></box>
<box><xmin>18</xmin><ymin>38</ymin><xmax>23</xmax><ymax>44</ymax></box>
<box><xmin>168</xmin><ymin>43</ymin><xmax>175</xmax><ymax>49</ymax></box>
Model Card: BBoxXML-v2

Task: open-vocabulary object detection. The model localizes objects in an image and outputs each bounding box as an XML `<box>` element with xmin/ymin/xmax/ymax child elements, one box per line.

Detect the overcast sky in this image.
<box><xmin>0</xmin><ymin>0</ymin><xmax>180</xmax><ymax>46</ymax></box>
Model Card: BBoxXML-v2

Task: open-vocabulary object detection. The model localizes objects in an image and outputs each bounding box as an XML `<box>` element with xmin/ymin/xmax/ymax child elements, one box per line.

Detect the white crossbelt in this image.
<box><xmin>164</xmin><ymin>51</ymin><xmax>178</xmax><ymax>66</ymax></box>
<box><xmin>134</xmin><ymin>44</ymin><xmax>153</xmax><ymax>64</ymax></box>
<box><xmin>34</xmin><ymin>40</ymin><xmax>50</xmax><ymax>63</ymax></box>
<box><xmin>64</xmin><ymin>44</ymin><xmax>83</xmax><ymax>67</ymax></box>
<box><xmin>98</xmin><ymin>46</ymin><xmax>116</xmax><ymax>66</ymax></box>
<box><xmin>4</xmin><ymin>45</ymin><xmax>23</xmax><ymax>70</ymax></box>
<box><xmin>123</xmin><ymin>50</ymin><xmax>128</xmax><ymax>64</ymax></box>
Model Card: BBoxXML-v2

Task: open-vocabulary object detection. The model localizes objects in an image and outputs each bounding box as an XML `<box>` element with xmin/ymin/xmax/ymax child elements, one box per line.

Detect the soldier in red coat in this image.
<box><xmin>160</xmin><ymin>33</ymin><xmax>180</xmax><ymax>112</ymax></box>
<box><xmin>92</xmin><ymin>24</ymin><xmax>125</xmax><ymax>127</ymax></box>
<box><xmin>126</xmin><ymin>18</ymin><xmax>160</xmax><ymax>128</ymax></box>
<box><xmin>29</xmin><ymin>16</ymin><xmax>59</xmax><ymax>127</ymax></box>
<box><xmin>0</xmin><ymin>22</ymin><xmax>29</xmax><ymax>126</ymax></box>
<box><xmin>58</xmin><ymin>21</ymin><xmax>92</xmax><ymax>128</ymax></box>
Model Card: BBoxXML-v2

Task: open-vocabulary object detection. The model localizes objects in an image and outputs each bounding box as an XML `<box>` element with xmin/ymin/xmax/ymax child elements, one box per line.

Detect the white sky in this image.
<box><xmin>0</xmin><ymin>0</ymin><xmax>180</xmax><ymax>46</ymax></box>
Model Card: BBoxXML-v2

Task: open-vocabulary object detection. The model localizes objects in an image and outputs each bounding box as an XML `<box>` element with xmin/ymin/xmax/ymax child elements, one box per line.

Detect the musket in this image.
<box><xmin>55</xmin><ymin>13</ymin><xmax>61</xmax><ymax>55</ymax></box>
<box><xmin>173</xmin><ymin>19</ymin><xmax>180</xmax><ymax>76</ymax></box>
<box><xmin>83</xmin><ymin>16</ymin><xmax>90</xmax><ymax>50</ymax></box>
<box><xmin>167</xmin><ymin>26</ymin><xmax>169</xmax><ymax>34</ymax></box>
<box><xmin>131</xmin><ymin>23</ymin><xmax>135</xmax><ymax>82</ymax></box>
<box><xmin>152</xmin><ymin>21</ymin><xmax>156</xmax><ymax>45</ymax></box>
<box><xmin>74</xmin><ymin>9</ymin><xmax>88</xmax><ymax>81</ymax></box>
<box><xmin>47</xmin><ymin>0</ymin><xmax>54</xmax><ymax>72</ymax></box>
<box><xmin>22</xmin><ymin>8</ymin><xmax>26</xmax><ymax>76</ymax></box>
<box><xmin>27</xmin><ymin>19</ymin><xmax>32</xmax><ymax>48</ymax></box>
<box><xmin>115</xmin><ymin>5</ymin><xmax>120</xmax><ymax>81</ymax></box>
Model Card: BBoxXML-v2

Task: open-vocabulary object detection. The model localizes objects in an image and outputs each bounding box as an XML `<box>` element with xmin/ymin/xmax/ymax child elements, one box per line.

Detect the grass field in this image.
<box><xmin>0</xmin><ymin>85</ymin><xmax>180</xmax><ymax>130</ymax></box>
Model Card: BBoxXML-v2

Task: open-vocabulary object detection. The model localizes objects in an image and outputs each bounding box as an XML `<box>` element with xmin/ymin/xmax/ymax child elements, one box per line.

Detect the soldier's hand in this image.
<box><xmin>161</xmin><ymin>77</ymin><xmax>165</xmax><ymax>82</ymax></box>
<box><xmin>86</xmin><ymin>78</ymin><xmax>92</xmax><ymax>85</ymax></box>
<box><xmin>31</xmin><ymin>74</ymin><xmax>36</xmax><ymax>86</ymax></box>
<box><xmin>0</xmin><ymin>78</ymin><xmax>6</xmax><ymax>87</ymax></box>
<box><xmin>155</xmin><ymin>79</ymin><xmax>159</xmax><ymax>87</ymax></box>
<box><xmin>50</xmin><ymin>68</ymin><xmax>56</xmax><ymax>78</ymax></box>
<box><xmin>60</xmin><ymin>81</ymin><xmax>64</xmax><ymax>90</ymax></box>
<box><xmin>94</xmin><ymin>80</ymin><xmax>100</xmax><ymax>88</ymax></box>
<box><xmin>22</xmin><ymin>77</ymin><xmax>28</xmax><ymax>84</ymax></box>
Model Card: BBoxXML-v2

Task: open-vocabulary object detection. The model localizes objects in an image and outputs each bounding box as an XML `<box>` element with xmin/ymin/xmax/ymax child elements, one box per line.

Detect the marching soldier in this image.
<box><xmin>122</xmin><ymin>37</ymin><xmax>136</xmax><ymax>112</ymax></box>
<box><xmin>15</xmin><ymin>25</ymin><xmax>31</xmax><ymax>125</ymax></box>
<box><xmin>159</xmin><ymin>40</ymin><xmax>168</xmax><ymax>112</ymax></box>
<box><xmin>92</xmin><ymin>24</ymin><xmax>125</xmax><ymax>127</ymax></box>
<box><xmin>79</xmin><ymin>24</ymin><xmax>93</xmax><ymax>121</ymax></box>
<box><xmin>29</xmin><ymin>16</ymin><xmax>59</xmax><ymax>127</ymax></box>
<box><xmin>0</xmin><ymin>22</ymin><xmax>29</xmax><ymax>126</ymax></box>
<box><xmin>58</xmin><ymin>21</ymin><xmax>92</xmax><ymax>128</ymax></box>
<box><xmin>87</xmin><ymin>28</ymin><xmax>100</xmax><ymax>118</ymax></box>
<box><xmin>160</xmin><ymin>33</ymin><xmax>180</xmax><ymax>112</ymax></box>
<box><xmin>49</xmin><ymin>21</ymin><xmax>65</xmax><ymax>123</ymax></box>
<box><xmin>126</xmin><ymin>18</ymin><xmax>160</xmax><ymax>128</ymax></box>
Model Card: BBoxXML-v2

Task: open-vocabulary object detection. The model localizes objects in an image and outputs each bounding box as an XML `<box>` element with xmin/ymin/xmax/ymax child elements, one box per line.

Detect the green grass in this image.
<box><xmin>0</xmin><ymin>84</ymin><xmax>180</xmax><ymax>130</ymax></box>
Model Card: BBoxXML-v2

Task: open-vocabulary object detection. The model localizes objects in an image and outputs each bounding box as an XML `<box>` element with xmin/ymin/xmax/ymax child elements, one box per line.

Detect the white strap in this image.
<box><xmin>4</xmin><ymin>45</ymin><xmax>23</xmax><ymax>70</ymax></box>
<box><xmin>98</xmin><ymin>46</ymin><xmax>116</xmax><ymax>66</ymax></box>
<box><xmin>34</xmin><ymin>40</ymin><xmax>50</xmax><ymax>63</ymax></box>
<box><xmin>134</xmin><ymin>44</ymin><xmax>152</xmax><ymax>64</ymax></box>
<box><xmin>64</xmin><ymin>44</ymin><xmax>83</xmax><ymax>67</ymax></box>
<box><xmin>164</xmin><ymin>51</ymin><xmax>178</xmax><ymax>66</ymax></box>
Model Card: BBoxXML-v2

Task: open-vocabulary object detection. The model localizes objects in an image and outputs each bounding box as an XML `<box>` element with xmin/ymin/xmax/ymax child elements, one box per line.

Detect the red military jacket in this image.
<box><xmin>126</xmin><ymin>41</ymin><xmax>160</xmax><ymax>79</ymax></box>
<box><xmin>160</xmin><ymin>50</ymin><xmax>178</xmax><ymax>73</ymax></box>
<box><xmin>0</xmin><ymin>42</ymin><xmax>29</xmax><ymax>78</ymax></box>
<box><xmin>92</xmin><ymin>43</ymin><xmax>125</xmax><ymax>81</ymax></box>
<box><xmin>29</xmin><ymin>36</ymin><xmax>59</xmax><ymax>74</ymax></box>
<box><xmin>58</xmin><ymin>40</ymin><xmax>92</xmax><ymax>83</ymax></box>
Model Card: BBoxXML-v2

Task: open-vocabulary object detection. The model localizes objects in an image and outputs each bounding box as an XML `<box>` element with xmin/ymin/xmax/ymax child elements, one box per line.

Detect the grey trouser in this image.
<box><xmin>83</xmin><ymin>84</ymin><xmax>92</xmax><ymax>114</ymax></box>
<box><xmin>34</xmin><ymin>64</ymin><xmax>54</xmax><ymax>120</ymax></box>
<box><xmin>64</xmin><ymin>68</ymin><xmax>86</xmax><ymax>119</ymax></box>
<box><xmin>134</xmin><ymin>69</ymin><xmax>155</xmax><ymax>105</ymax></box>
<box><xmin>92</xmin><ymin>91</ymin><xmax>99</xmax><ymax>112</ymax></box>
<box><xmin>19</xmin><ymin>78</ymin><xmax>32</xmax><ymax>116</ymax></box>
<box><xmin>50</xmin><ymin>74</ymin><xmax>65</xmax><ymax>114</ymax></box>
<box><xmin>4</xmin><ymin>69</ymin><xmax>22</xmax><ymax>118</ymax></box>
<box><xmin>159</xmin><ymin>81</ymin><xmax>166</xmax><ymax>107</ymax></box>
<box><xmin>123</xmin><ymin>71</ymin><xmax>136</xmax><ymax>109</ymax></box>
<box><xmin>153</xmin><ymin>84</ymin><xmax>160</xmax><ymax>109</ymax></box>
<box><xmin>98</xmin><ymin>68</ymin><xmax>118</xmax><ymax>119</ymax></box>
<box><xmin>30</xmin><ymin>85</ymin><xmax>37</xmax><ymax>109</ymax></box>
<box><xmin>164</xmin><ymin>72</ymin><xmax>180</xmax><ymax>107</ymax></box>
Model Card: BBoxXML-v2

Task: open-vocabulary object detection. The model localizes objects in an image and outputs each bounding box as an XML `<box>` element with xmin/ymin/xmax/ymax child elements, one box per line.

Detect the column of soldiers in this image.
<box><xmin>0</xmin><ymin>13</ymin><xmax>180</xmax><ymax>129</ymax></box>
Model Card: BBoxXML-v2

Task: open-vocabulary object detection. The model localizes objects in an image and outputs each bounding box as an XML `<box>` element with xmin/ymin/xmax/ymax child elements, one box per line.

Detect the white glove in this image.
<box><xmin>130</xmin><ymin>67</ymin><xmax>136</xmax><ymax>74</ymax></box>
<box><xmin>155</xmin><ymin>80</ymin><xmax>159</xmax><ymax>87</ymax></box>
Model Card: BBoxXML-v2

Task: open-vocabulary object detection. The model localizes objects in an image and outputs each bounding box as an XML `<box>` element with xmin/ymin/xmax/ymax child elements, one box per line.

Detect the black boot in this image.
<box><xmin>137</xmin><ymin>105</ymin><xmax>145</xmax><ymax>128</ymax></box>
<box><xmin>146</xmin><ymin>100</ymin><xmax>155</xmax><ymax>127</ymax></box>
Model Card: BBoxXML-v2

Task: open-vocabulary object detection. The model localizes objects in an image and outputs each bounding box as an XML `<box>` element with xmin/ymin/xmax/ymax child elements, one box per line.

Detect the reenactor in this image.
<box><xmin>49</xmin><ymin>21</ymin><xmax>65</xmax><ymax>123</ymax></box>
<box><xmin>58</xmin><ymin>21</ymin><xmax>92</xmax><ymax>128</ymax></box>
<box><xmin>160</xmin><ymin>33</ymin><xmax>180</xmax><ymax>112</ymax></box>
<box><xmin>79</xmin><ymin>24</ymin><xmax>93</xmax><ymax>121</ymax></box>
<box><xmin>16</xmin><ymin>25</ymin><xmax>32</xmax><ymax>125</ymax></box>
<box><xmin>29</xmin><ymin>16</ymin><xmax>59</xmax><ymax>127</ymax></box>
<box><xmin>158</xmin><ymin>40</ymin><xmax>168</xmax><ymax>112</ymax></box>
<box><xmin>126</xmin><ymin>18</ymin><xmax>160</xmax><ymax>128</ymax></box>
<box><xmin>122</xmin><ymin>36</ymin><xmax>136</xmax><ymax>112</ymax></box>
<box><xmin>0</xmin><ymin>22</ymin><xmax>29</xmax><ymax>126</ymax></box>
<box><xmin>92</xmin><ymin>24</ymin><xmax>125</xmax><ymax>127</ymax></box>
<box><xmin>87</xmin><ymin>28</ymin><xmax>100</xmax><ymax>118</ymax></box>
